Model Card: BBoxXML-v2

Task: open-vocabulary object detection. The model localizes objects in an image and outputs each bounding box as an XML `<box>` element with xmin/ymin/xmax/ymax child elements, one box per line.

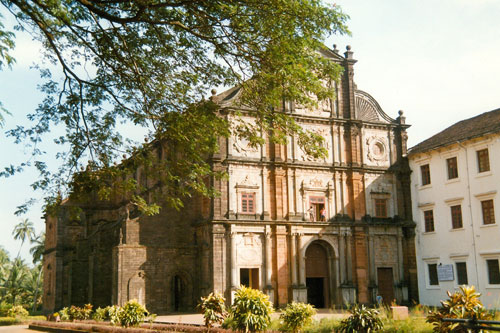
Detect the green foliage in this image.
<box><xmin>226</xmin><ymin>286</ymin><xmax>273</xmax><ymax>332</ymax></box>
<box><xmin>280</xmin><ymin>302</ymin><xmax>316</xmax><ymax>332</ymax></box>
<box><xmin>7</xmin><ymin>305</ymin><xmax>28</xmax><ymax>318</ymax></box>
<box><xmin>338</xmin><ymin>304</ymin><xmax>384</xmax><ymax>333</ymax></box>
<box><xmin>117</xmin><ymin>300</ymin><xmax>149</xmax><ymax>327</ymax></box>
<box><xmin>107</xmin><ymin>305</ymin><xmax>122</xmax><ymax>326</ymax></box>
<box><xmin>0</xmin><ymin>0</ymin><xmax>349</xmax><ymax>216</ymax></box>
<box><xmin>197</xmin><ymin>292</ymin><xmax>227</xmax><ymax>328</ymax></box>
<box><xmin>92</xmin><ymin>307</ymin><xmax>108</xmax><ymax>322</ymax></box>
<box><xmin>426</xmin><ymin>285</ymin><xmax>492</xmax><ymax>333</ymax></box>
<box><xmin>0</xmin><ymin>317</ymin><xmax>19</xmax><ymax>326</ymax></box>
<box><xmin>59</xmin><ymin>307</ymin><xmax>70</xmax><ymax>321</ymax></box>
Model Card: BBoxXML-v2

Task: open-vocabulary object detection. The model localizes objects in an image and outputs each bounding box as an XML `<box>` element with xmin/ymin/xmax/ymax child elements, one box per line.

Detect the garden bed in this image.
<box><xmin>29</xmin><ymin>320</ymin><xmax>232</xmax><ymax>333</ymax></box>
<box><xmin>0</xmin><ymin>315</ymin><xmax>46</xmax><ymax>326</ymax></box>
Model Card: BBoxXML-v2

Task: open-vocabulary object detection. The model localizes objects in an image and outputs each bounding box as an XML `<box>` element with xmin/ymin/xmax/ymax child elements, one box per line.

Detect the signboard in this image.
<box><xmin>437</xmin><ymin>264</ymin><xmax>454</xmax><ymax>281</ymax></box>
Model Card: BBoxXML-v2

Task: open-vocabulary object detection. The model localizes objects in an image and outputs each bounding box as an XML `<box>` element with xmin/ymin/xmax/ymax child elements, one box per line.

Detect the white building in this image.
<box><xmin>409</xmin><ymin>108</ymin><xmax>500</xmax><ymax>308</ymax></box>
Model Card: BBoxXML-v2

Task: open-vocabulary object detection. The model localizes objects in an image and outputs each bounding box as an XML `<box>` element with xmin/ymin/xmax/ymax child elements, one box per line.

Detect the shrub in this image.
<box><xmin>226</xmin><ymin>286</ymin><xmax>273</xmax><ymax>332</ymax></box>
<box><xmin>117</xmin><ymin>300</ymin><xmax>149</xmax><ymax>327</ymax></box>
<box><xmin>197</xmin><ymin>292</ymin><xmax>227</xmax><ymax>328</ymax></box>
<box><xmin>0</xmin><ymin>301</ymin><xmax>12</xmax><ymax>317</ymax></box>
<box><xmin>0</xmin><ymin>317</ymin><xmax>19</xmax><ymax>326</ymax></box>
<box><xmin>59</xmin><ymin>307</ymin><xmax>70</xmax><ymax>321</ymax></box>
<box><xmin>280</xmin><ymin>302</ymin><xmax>316</xmax><ymax>332</ymax></box>
<box><xmin>338</xmin><ymin>304</ymin><xmax>383</xmax><ymax>333</ymax></box>
<box><xmin>427</xmin><ymin>285</ymin><xmax>492</xmax><ymax>332</ymax></box>
<box><xmin>7</xmin><ymin>305</ymin><xmax>29</xmax><ymax>318</ymax></box>
<box><xmin>108</xmin><ymin>305</ymin><xmax>122</xmax><ymax>326</ymax></box>
<box><xmin>93</xmin><ymin>307</ymin><xmax>108</xmax><ymax>322</ymax></box>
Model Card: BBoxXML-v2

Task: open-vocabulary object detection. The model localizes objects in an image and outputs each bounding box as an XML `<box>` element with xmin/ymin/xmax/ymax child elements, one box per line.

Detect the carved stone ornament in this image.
<box><xmin>309</xmin><ymin>178</ymin><xmax>323</xmax><ymax>188</ymax></box>
<box><xmin>233</xmin><ymin>137</ymin><xmax>259</xmax><ymax>156</ymax></box>
<box><xmin>366</xmin><ymin>136</ymin><xmax>387</xmax><ymax>162</ymax></box>
<box><xmin>236</xmin><ymin>175</ymin><xmax>259</xmax><ymax>188</ymax></box>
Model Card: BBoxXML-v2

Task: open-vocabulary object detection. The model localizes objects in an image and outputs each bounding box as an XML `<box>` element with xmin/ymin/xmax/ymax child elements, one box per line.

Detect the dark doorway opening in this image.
<box><xmin>240</xmin><ymin>268</ymin><xmax>259</xmax><ymax>289</ymax></box>
<box><xmin>305</xmin><ymin>242</ymin><xmax>329</xmax><ymax>307</ymax></box>
<box><xmin>377</xmin><ymin>267</ymin><xmax>395</xmax><ymax>305</ymax></box>
<box><xmin>173</xmin><ymin>275</ymin><xmax>182</xmax><ymax>311</ymax></box>
<box><xmin>306</xmin><ymin>277</ymin><xmax>325</xmax><ymax>307</ymax></box>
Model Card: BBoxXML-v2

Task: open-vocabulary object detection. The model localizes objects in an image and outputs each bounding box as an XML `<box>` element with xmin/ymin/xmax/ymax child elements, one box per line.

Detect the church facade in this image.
<box><xmin>43</xmin><ymin>46</ymin><xmax>417</xmax><ymax>313</ymax></box>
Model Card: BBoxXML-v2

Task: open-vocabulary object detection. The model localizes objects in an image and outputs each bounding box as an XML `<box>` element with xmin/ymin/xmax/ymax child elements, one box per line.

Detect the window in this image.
<box><xmin>477</xmin><ymin>149</ymin><xmax>490</xmax><ymax>173</ymax></box>
<box><xmin>487</xmin><ymin>259</ymin><xmax>500</xmax><ymax>284</ymax></box>
<box><xmin>481</xmin><ymin>199</ymin><xmax>495</xmax><ymax>225</ymax></box>
<box><xmin>428</xmin><ymin>263</ymin><xmax>439</xmax><ymax>285</ymax></box>
<box><xmin>374</xmin><ymin>199</ymin><xmax>388</xmax><ymax>218</ymax></box>
<box><xmin>450</xmin><ymin>205</ymin><xmax>463</xmax><ymax>229</ymax></box>
<box><xmin>447</xmin><ymin>157</ymin><xmax>458</xmax><ymax>179</ymax></box>
<box><xmin>424</xmin><ymin>210</ymin><xmax>435</xmax><ymax>232</ymax></box>
<box><xmin>456</xmin><ymin>262</ymin><xmax>468</xmax><ymax>285</ymax></box>
<box><xmin>241</xmin><ymin>192</ymin><xmax>255</xmax><ymax>214</ymax></box>
<box><xmin>309</xmin><ymin>196</ymin><xmax>325</xmax><ymax>221</ymax></box>
<box><xmin>240</xmin><ymin>268</ymin><xmax>259</xmax><ymax>289</ymax></box>
<box><xmin>421</xmin><ymin>164</ymin><xmax>431</xmax><ymax>185</ymax></box>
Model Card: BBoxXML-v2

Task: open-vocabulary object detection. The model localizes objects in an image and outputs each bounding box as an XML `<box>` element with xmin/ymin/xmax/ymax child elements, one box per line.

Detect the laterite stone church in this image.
<box><xmin>43</xmin><ymin>46</ymin><xmax>418</xmax><ymax>313</ymax></box>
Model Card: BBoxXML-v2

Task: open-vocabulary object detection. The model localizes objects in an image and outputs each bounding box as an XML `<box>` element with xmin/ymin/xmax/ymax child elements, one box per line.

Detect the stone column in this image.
<box><xmin>230</xmin><ymin>231</ymin><xmax>238</xmax><ymax>289</ymax></box>
<box><xmin>290</xmin><ymin>232</ymin><xmax>297</xmax><ymax>286</ymax></box>
<box><xmin>265</xmin><ymin>227</ymin><xmax>274</xmax><ymax>303</ymax></box>
<box><xmin>296</xmin><ymin>233</ymin><xmax>307</xmax><ymax>303</ymax></box>
<box><xmin>339</xmin><ymin>232</ymin><xmax>346</xmax><ymax>284</ymax></box>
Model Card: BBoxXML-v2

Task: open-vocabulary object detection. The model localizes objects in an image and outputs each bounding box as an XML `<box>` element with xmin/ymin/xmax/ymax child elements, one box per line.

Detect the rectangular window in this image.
<box><xmin>487</xmin><ymin>259</ymin><xmax>500</xmax><ymax>284</ymax></box>
<box><xmin>374</xmin><ymin>199</ymin><xmax>388</xmax><ymax>218</ymax></box>
<box><xmin>421</xmin><ymin>164</ymin><xmax>431</xmax><ymax>185</ymax></box>
<box><xmin>447</xmin><ymin>157</ymin><xmax>458</xmax><ymax>179</ymax></box>
<box><xmin>456</xmin><ymin>262</ymin><xmax>468</xmax><ymax>285</ymax></box>
<box><xmin>477</xmin><ymin>149</ymin><xmax>490</xmax><ymax>173</ymax></box>
<box><xmin>451</xmin><ymin>205</ymin><xmax>463</xmax><ymax>229</ymax></box>
<box><xmin>309</xmin><ymin>196</ymin><xmax>326</xmax><ymax>222</ymax></box>
<box><xmin>424</xmin><ymin>210</ymin><xmax>435</xmax><ymax>232</ymax></box>
<box><xmin>428</xmin><ymin>263</ymin><xmax>439</xmax><ymax>285</ymax></box>
<box><xmin>241</xmin><ymin>192</ymin><xmax>255</xmax><ymax>214</ymax></box>
<box><xmin>481</xmin><ymin>200</ymin><xmax>495</xmax><ymax>225</ymax></box>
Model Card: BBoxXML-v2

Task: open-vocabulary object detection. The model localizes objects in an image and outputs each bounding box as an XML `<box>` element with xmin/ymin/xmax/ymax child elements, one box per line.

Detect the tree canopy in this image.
<box><xmin>0</xmin><ymin>0</ymin><xmax>349</xmax><ymax>213</ymax></box>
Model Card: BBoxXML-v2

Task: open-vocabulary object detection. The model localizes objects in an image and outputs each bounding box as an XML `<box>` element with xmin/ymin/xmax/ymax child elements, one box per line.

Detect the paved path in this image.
<box><xmin>156</xmin><ymin>309</ymin><xmax>348</xmax><ymax>326</ymax></box>
<box><xmin>0</xmin><ymin>325</ymin><xmax>32</xmax><ymax>332</ymax></box>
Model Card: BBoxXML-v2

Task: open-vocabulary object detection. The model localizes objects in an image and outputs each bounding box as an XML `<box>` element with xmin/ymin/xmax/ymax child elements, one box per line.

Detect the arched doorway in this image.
<box><xmin>169</xmin><ymin>273</ymin><xmax>192</xmax><ymax>312</ymax></box>
<box><xmin>305</xmin><ymin>242</ymin><xmax>329</xmax><ymax>308</ymax></box>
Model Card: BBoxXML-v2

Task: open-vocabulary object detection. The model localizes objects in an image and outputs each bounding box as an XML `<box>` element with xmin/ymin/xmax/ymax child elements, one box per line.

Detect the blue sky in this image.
<box><xmin>1</xmin><ymin>0</ymin><xmax>500</xmax><ymax>263</ymax></box>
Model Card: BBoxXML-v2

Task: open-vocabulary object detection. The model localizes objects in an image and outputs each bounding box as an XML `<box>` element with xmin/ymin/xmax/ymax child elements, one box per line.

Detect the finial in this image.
<box><xmin>344</xmin><ymin>45</ymin><xmax>354</xmax><ymax>60</ymax></box>
<box><xmin>398</xmin><ymin>110</ymin><xmax>404</xmax><ymax>116</ymax></box>
<box><xmin>122</xmin><ymin>154</ymin><xmax>127</xmax><ymax>159</ymax></box>
<box><xmin>211</xmin><ymin>89</ymin><xmax>217</xmax><ymax>96</ymax></box>
<box><xmin>333</xmin><ymin>44</ymin><xmax>338</xmax><ymax>53</ymax></box>
<box><xmin>144</xmin><ymin>137</ymin><xmax>148</xmax><ymax>143</ymax></box>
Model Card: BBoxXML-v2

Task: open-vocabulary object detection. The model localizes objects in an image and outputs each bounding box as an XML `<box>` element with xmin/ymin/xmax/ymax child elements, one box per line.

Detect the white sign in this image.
<box><xmin>437</xmin><ymin>264</ymin><xmax>454</xmax><ymax>281</ymax></box>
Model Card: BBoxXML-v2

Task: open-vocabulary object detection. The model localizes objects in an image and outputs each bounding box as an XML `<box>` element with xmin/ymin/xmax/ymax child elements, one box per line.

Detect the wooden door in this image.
<box><xmin>377</xmin><ymin>268</ymin><xmax>394</xmax><ymax>305</ymax></box>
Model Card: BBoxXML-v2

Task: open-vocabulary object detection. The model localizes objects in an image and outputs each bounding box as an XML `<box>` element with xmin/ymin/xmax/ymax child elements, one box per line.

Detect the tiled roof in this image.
<box><xmin>409</xmin><ymin>108</ymin><xmax>500</xmax><ymax>155</ymax></box>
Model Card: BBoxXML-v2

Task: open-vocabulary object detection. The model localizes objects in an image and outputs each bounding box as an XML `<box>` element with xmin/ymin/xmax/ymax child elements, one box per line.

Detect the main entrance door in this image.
<box><xmin>306</xmin><ymin>242</ymin><xmax>329</xmax><ymax>308</ymax></box>
<box><xmin>377</xmin><ymin>267</ymin><xmax>395</xmax><ymax>305</ymax></box>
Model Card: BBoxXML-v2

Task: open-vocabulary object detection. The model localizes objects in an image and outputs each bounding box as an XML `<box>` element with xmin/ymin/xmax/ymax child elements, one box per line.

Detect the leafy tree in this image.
<box><xmin>12</xmin><ymin>219</ymin><xmax>35</xmax><ymax>259</ymax></box>
<box><xmin>23</xmin><ymin>264</ymin><xmax>42</xmax><ymax>312</ymax></box>
<box><xmin>29</xmin><ymin>232</ymin><xmax>45</xmax><ymax>265</ymax></box>
<box><xmin>0</xmin><ymin>258</ymin><xmax>27</xmax><ymax>305</ymax></box>
<box><xmin>0</xmin><ymin>0</ymin><xmax>349</xmax><ymax>214</ymax></box>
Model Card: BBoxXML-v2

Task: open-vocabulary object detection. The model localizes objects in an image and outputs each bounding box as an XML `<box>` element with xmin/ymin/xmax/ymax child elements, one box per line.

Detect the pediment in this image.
<box><xmin>355</xmin><ymin>90</ymin><xmax>394</xmax><ymax>123</ymax></box>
